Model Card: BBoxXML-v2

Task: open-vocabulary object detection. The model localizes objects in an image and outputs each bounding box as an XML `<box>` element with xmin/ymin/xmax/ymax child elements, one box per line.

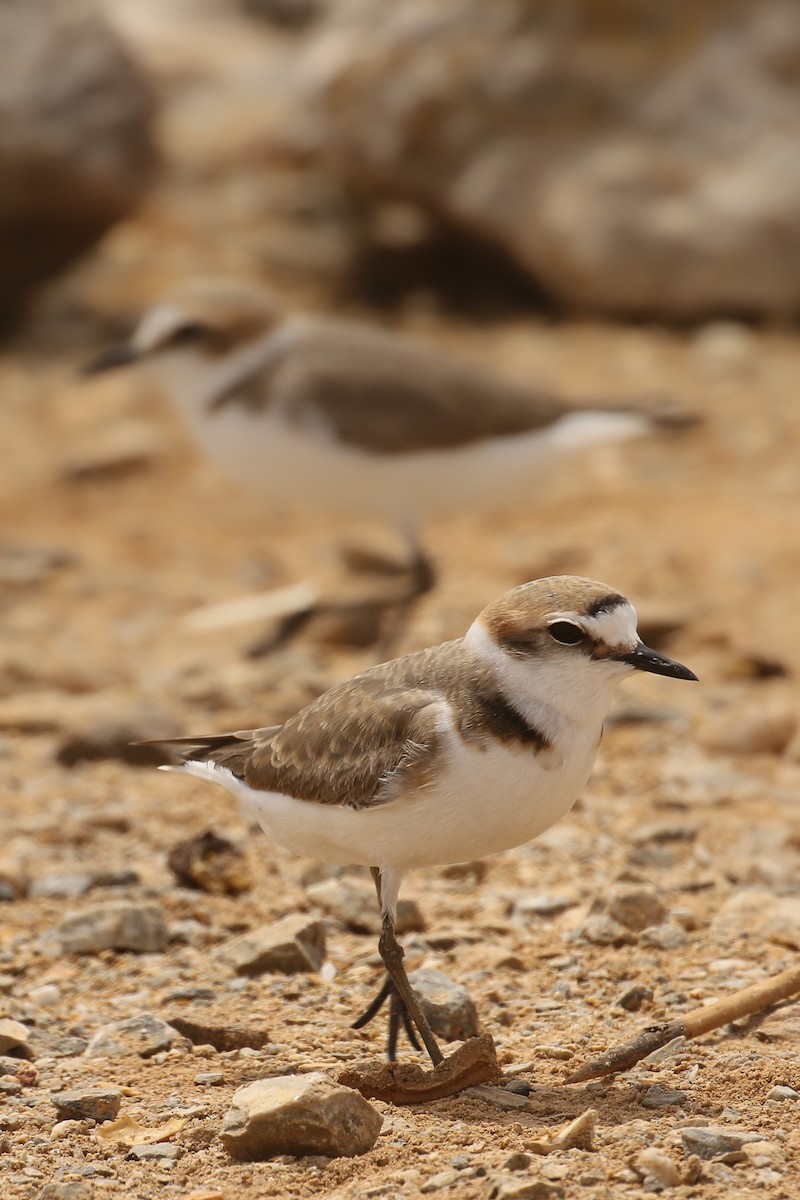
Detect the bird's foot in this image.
<box><xmin>352</xmin><ymin>973</ymin><xmax>434</xmax><ymax>1062</ymax></box>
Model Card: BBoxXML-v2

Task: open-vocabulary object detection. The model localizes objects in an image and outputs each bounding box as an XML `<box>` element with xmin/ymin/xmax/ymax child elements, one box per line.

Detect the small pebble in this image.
<box><xmin>640</xmin><ymin>922</ymin><xmax>687</xmax><ymax>950</ymax></box>
<box><xmin>502</xmin><ymin>1151</ymin><xmax>532</xmax><ymax>1170</ymax></box>
<box><xmin>615</xmin><ymin>984</ymin><xmax>653</xmax><ymax>1012</ymax></box>
<box><xmin>51</xmin><ymin>1119</ymin><xmax>87</xmax><ymax>1140</ymax></box>
<box><xmin>55</xmin><ymin>901</ymin><xmax>168</xmax><ymax>954</ymax></box>
<box><xmin>52</xmin><ymin>1084</ymin><xmax>122</xmax><ymax>1122</ymax></box>
<box><xmin>640</xmin><ymin>1084</ymin><xmax>687</xmax><ymax>1109</ymax></box>
<box><xmin>27</xmin><ymin>984</ymin><xmax>61</xmax><ymax>1008</ymax></box>
<box><xmin>636</xmin><ymin>1147</ymin><xmax>680</xmax><ymax>1188</ymax></box>
<box><xmin>680</xmin><ymin>1126</ymin><xmax>763</xmax><ymax>1160</ymax></box>
<box><xmin>0</xmin><ymin>1018</ymin><xmax>32</xmax><ymax>1056</ymax></box>
<box><xmin>125</xmin><ymin>1142</ymin><xmax>181</xmax><ymax>1163</ymax></box>
<box><xmin>84</xmin><ymin>1013</ymin><xmax>180</xmax><ymax>1059</ymax></box>
<box><xmin>194</xmin><ymin>1071</ymin><xmax>224</xmax><ymax>1086</ymax></box>
<box><xmin>222</xmin><ymin>915</ymin><xmax>326</xmax><ymax>976</ymax></box>
<box><xmin>505</xmin><ymin>1080</ymin><xmax>531</xmax><ymax>1096</ymax></box>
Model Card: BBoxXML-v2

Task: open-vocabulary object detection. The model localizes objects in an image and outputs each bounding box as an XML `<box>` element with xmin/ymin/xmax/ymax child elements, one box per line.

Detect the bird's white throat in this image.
<box><xmin>464</xmin><ymin>615</ymin><xmax>634</xmax><ymax>743</ymax></box>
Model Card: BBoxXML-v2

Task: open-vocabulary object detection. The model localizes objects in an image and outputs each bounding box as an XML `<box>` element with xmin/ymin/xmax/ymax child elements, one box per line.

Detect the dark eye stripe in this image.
<box><xmin>586</xmin><ymin>593</ymin><xmax>627</xmax><ymax>618</ymax></box>
<box><xmin>168</xmin><ymin>322</ymin><xmax>209</xmax><ymax>347</ymax></box>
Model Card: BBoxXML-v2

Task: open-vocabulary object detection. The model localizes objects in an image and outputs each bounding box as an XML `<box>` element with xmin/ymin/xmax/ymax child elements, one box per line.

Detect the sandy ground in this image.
<box><xmin>2</xmin><ymin>8</ymin><xmax>800</xmax><ymax>1199</ymax></box>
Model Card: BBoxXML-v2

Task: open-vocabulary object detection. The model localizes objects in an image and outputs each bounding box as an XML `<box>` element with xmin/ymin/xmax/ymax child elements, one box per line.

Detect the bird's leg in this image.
<box><xmin>377</xmin><ymin>907</ymin><xmax>443</xmax><ymax>1066</ymax></box>
<box><xmin>351</xmin><ymin>867</ymin><xmax>443</xmax><ymax>1066</ymax></box>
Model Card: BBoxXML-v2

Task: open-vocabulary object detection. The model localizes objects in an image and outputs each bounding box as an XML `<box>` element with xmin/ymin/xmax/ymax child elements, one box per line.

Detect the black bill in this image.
<box><xmin>621</xmin><ymin>643</ymin><xmax>697</xmax><ymax>681</ymax></box>
<box><xmin>82</xmin><ymin>344</ymin><xmax>138</xmax><ymax>376</ymax></box>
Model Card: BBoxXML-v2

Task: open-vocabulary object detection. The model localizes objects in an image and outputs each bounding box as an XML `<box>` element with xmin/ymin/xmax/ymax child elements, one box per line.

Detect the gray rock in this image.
<box><xmin>31</xmin><ymin>873</ymin><xmax>96</xmax><ymax>900</ymax></box>
<box><xmin>614</xmin><ymin>984</ymin><xmax>653</xmax><ymax>1012</ymax></box>
<box><xmin>639</xmin><ymin>922</ymin><xmax>688</xmax><ymax>951</ymax></box>
<box><xmin>421</xmin><ymin>1171</ymin><xmax>462</xmax><ymax>1193</ymax></box>
<box><xmin>220</xmin><ymin>1072</ymin><xmax>382</xmax><ymax>1160</ymax></box>
<box><xmin>167</xmin><ymin>830</ymin><xmax>252</xmax><ymax>896</ymax></box>
<box><xmin>126</xmin><ymin>1142</ymin><xmax>181</xmax><ymax>1163</ymax></box>
<box><xmin>577</xmin><ymin>914</ymin><xmax>635</xmax><ymax>947</ymax></box>
<box><xmin>285</xmin><ymin>0</ymin><xmax>800</xmax><ymax>320</ymax></box>
<box><xmin>494</xmin><ymin>1179</ymin><xmax>564</xmax><ymax>1200</ymax></box>
<box><xmin>84</xmin><ymin>1013</ymin><xmax>180</xmax><ymax>1059</ymax></box>
<box><xmin>38</xmin><ymin>1184</ymin><xmax>93</xmax><ymax>1200</ymax></box>
<box><xmin>0</xmin><ymin>1018</ymin><xmax>32</xmax><ymax>1056</ymax></box>
<box><xmin>642</xmin><ymin>1036</ymin><xmax>690</xmax><ymax>1065</ymax></box>
<box><xmin>0</xmin><ymin>858</ymin><xmax>29</xmax><ymax>900</ymax></box>
<box><xmin>597</xmin><ymin>885</ymin><xmax>668</xmax><ymax>932</ymax></box>
<box><xmin>408</xmin><ymin>968</ymin><xmax>480</xmax><ymax>1042</ymax></box>
<box><xmin>0</xmin><ymin>0</ymin><xmax>155</xmax><ymax>330</ymax></box>
<box><xmin>223</xmin><ymin>915</ymin><xmax>326</xmax><ymax>976</ymax></box>
<box><xmin>512</xmin><ymin>893</ymin><xmax>576</xmax><ymax>919</ymax></box>
<box><xmin>50</xmin><ymin>1119</ymin><xmax>86</xmax><ymax>1140</ymax></box>
<box><xmin>767</xmin><ymin>1085</ymin><xmax>799</xmax><ymax>1101</ymax></box>
<box><xmin>466</xmin><ymin>1084</ymin><xmax>530</xmax><ymax>1110</ymax></box>
<box><xmin>680</xmin><ymin>1126</ymin><xmax>763</xmax><ymax>1160</ymax></box>
<box><xmin>635</xmin><ymin>1149</ymin><xmax>680</xmax><ymax>1189</ymax></box>
<box><xmin>505</xmin><ymin>1080</ymin><xmax>531</xmax><ymax>1097</ymax></box>
<box><xmin>51</xmin><ymin>1084</ymin><xmax>122</xmax><ymax>1122</ymax></box>
<box><xmin>0</xmin><ymin>1077</ymin><xmax>22</xmax><ymax>1095</ymax></box>
<box><xmin>194</xmin><ymin>1071</ymin><xmax>224</xmax><ymax>1086</ymax></box>
<box><xmin>640</xmin><ymin>1084</ymin><xmax>687</xmax><ymax>1109</ymax></box>
<box><xmin>27</xmin><ymin>984</ymin><xmax>61</xmax><ymax>1008</ymax></box>
<box><xmin>167</xmin><ymin>1012</ymin><xmax>269</xmax><ymax>1052</ymax></box>
<box><xmin>55</xmin><ymin>901</ymin><xmax>168</xmax><ymax>954</ymax></box>
<box><xmin>305</xmin><ymin>877</ymin><xmax>424</xmax><ymax>934</ymax></box>
<box><xmin>0</xmin><ymin>1055</ymin><xmax>27</xmax><ymax>1075</ymax></box>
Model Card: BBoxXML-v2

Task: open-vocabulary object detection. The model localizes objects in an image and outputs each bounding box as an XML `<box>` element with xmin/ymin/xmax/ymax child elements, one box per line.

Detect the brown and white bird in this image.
<box><xmin>151</xmin><ymin>576</ymin><xmax>697</xmax><ymax>1064</ymax></box>
<box><xmin>86</xmin><ymin>280</ymin><xmax>689</xmax><ymax>641</ymax></box>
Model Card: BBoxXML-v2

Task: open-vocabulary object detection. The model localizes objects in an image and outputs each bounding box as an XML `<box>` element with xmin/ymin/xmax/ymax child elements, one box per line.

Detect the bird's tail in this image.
<box><xmin>137</xmin><ymin>731</ymin><xmax>260</xmax><ymax>778</ymax></box>
<box><xmin>599</xmin><ymin>394</ymin><xmax>700</xmax><ymax>433</ymax></box>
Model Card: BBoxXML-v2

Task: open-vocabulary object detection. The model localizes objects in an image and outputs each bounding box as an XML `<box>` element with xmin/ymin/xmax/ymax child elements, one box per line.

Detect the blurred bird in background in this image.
<box><xmin>86</xmin><ymin>278</ymin><xmax>693</xmax><ymax>653</ymax></box>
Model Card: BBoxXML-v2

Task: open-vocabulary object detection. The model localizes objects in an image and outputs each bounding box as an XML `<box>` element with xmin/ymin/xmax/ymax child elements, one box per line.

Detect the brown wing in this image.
<box><xmin>213</xmin><ymin>317</ymin><xmax>569</xmax><ymax>454</ymax></box>
<box><xmin>157</xmin><ymin>684</ymin><xmax>446</xmax><ymax>810</ymax></box>
<box><xmin>246</xmin><ymin>683</ymin><xmax>446</xmax><ymax>807</ymax></box>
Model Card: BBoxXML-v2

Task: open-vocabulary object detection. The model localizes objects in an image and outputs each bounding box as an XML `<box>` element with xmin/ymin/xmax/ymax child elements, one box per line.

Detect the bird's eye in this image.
<box><xmin>169</xmin><ymin>322</ymin><xmax>208</xmax><ymax>347</ymax></box>
<box><xmin>548</xmin><ymin>621</ymin><xmax>585</xmax><ymax>645</ymax></box>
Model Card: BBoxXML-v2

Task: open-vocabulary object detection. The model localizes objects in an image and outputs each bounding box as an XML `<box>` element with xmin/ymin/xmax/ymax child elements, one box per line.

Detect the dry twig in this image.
<box><xmin>566</xmin><ymin>963</ymin><xmax>800</xmax><ymax>1084</ymax></box>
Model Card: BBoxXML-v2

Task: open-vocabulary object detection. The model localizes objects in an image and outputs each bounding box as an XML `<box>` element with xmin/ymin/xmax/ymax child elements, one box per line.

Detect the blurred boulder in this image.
<box><xmin>0</xmin><ymin>0</ymin><xmax>156</xmax><ymax>331</ymax></box>
<box><xmin>290</xmin><ymin>0</ymin><xmax>800</xmax><ymax>319</ymax></box>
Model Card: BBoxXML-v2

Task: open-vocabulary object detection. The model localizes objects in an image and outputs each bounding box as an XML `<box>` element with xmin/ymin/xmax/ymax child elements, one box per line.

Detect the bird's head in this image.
<box><xmin>468</xmin><ymin>575</ymin><xmax>696</xmax><ymax>729</ymax></box>
<box><xmin>84</xmin><ymin>278</ymin><xmax>284</xmax><ymax>406</ymax></box>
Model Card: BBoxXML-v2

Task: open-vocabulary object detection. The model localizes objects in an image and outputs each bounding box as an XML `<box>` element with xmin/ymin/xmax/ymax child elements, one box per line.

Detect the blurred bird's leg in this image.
<box><xmin>373</xmin><ymin>530</ymin><xmax>436</xmax><ymax>660</ymax></box>
<box><xmin>246</xmin><ymin>524</ymin><xmax>436</xmax><ymax>658</ymax></box>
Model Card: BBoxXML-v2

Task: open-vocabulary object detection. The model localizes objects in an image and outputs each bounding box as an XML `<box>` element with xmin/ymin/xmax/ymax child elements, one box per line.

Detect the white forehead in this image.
<box><xmin>581</xmin><ymin>601</ymin><xmax>638</xmax><ymax>648</ymax></box>
<box><xmin>132</xmin><ymin>304</ymin><xmax>186</xmax><ymax>353</ymax></box>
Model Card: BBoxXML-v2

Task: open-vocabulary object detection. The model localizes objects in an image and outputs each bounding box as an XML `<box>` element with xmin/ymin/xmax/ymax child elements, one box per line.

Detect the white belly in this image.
<box><xmin>201</xmin><ymin>731</ymin><xmax>600</xmax><ymax>873</ymax></box>
<box><xmin>182</xmin><ymin>405</ymin><xmax>646</xmax><ymax>525</ymax></box>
